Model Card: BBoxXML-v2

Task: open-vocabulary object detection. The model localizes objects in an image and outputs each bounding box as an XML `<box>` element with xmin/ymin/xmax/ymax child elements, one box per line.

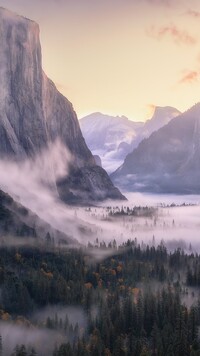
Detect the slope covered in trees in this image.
<box><xmin>1</xmin><ymin>240</ymin><xmax>200</xmax><ymax>355</ymax></box>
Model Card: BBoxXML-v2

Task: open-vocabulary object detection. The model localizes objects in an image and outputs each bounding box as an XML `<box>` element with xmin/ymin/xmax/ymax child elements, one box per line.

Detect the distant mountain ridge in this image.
<box><xmin>111</xmin><ymin>103</ymin><xmax>200</xmax><ymax>194</ymax></box>
<box><xmin>80</xmin><ymin>107</ymin><xmax>180</xmax><ymax>173</ymax></box>
<box><xmin>0</xmin><ymin>7</ymin><xmax>125</xmax><ymax>203</ymax></box>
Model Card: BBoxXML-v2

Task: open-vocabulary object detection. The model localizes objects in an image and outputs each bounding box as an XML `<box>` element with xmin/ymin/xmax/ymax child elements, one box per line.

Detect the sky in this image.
<box><xmin>1</xmin><ymin>0</ymin><xmax>200</xmax><ymax>121</ymax></box>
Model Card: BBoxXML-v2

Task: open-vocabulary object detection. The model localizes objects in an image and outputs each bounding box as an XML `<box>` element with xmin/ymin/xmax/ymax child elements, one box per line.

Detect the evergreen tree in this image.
<box><xmin>0</xmin><ymin>335</ymin><xmax>2</xmax><ymax>356</ymax></box>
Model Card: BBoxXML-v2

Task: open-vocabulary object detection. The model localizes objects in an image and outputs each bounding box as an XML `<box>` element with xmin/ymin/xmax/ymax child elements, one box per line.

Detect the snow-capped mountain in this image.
<box><xmin>80</xmin><ymin>107</ymin><xmax>180</xmax><ymax>173</ymax></box>
<box><xmin>80</xmin><ymin>112</ymin><xmax>143</xmax><ymax>172</ymax></box>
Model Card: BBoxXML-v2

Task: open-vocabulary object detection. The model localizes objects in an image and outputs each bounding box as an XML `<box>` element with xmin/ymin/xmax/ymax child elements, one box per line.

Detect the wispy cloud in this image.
<box><xmin>144</xmin><ymin>0</ymin><xmax>173</xmax><ymax>6</ymax></box>
<box><xmin>147</xmin><ymin>24</ymin><xmax>197</xmax><ymax>45</ymax></box>
<box><xmin>186</xmin><ymin>9</ymin><xmax>200</xmax><ymax>18</ymax></box>
<box><xmin>179</xmin><ymin>70</ymin><xmax>199</xmax><ymax>84</ymax></box>
<box><xmin>143</xmin><ymin>0</ymin><xmax>189</xmax><ymax>8</ymax></box>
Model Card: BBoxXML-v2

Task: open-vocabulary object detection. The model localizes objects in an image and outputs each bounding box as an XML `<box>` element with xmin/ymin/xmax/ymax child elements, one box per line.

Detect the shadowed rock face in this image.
<box><xmin>0</xmin><ymin>7</ymin><xmax>125</xmax><ymax>203</ymax></box>
<box><xmin>93</xmin><ymin>155</ymin><xmax>102</xmax><ymax>167</ymax></box>
<box><xmin>111</xmin><ymin>103</ymin><xmax>200</xmax><ymax>194</ymax></box>
<box><xmin>0</xmin><ymin>189</ymin><xmax>76</xmax><ymax>244</ymax></box>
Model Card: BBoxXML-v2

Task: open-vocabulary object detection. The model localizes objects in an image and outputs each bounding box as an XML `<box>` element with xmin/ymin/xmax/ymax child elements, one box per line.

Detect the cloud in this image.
<box><xmin>144</xmin><ymin>0</ymin><xmax>173</xmax><ymax>6</ymax></box>
<box><xmin>179</xmin><ymin>70</ymin><xmax>199</xmax><ymax>84</ymax></box>
<box><xmin>186</xmin><ymin>9</ymin><xmax>200</xmax><ymax>18</ymax></box>
<box><xmin>0</xmin><ymin>140</ymin><xmax>86</xmax><ymax>244</ymax></box>
<box><xmin>0</xmin><ymin>321</ymin><xmax>65</xmax><ymax>355</ymax></box>
<box><xmin>147</xmin><ymin>24</ymin><xmax>197</xmax><ymax>45</ymax></box>
<box><xmin>143</xmin><ymin>0</ymin><xmax>190</xmax><ymax>9</ymax></box>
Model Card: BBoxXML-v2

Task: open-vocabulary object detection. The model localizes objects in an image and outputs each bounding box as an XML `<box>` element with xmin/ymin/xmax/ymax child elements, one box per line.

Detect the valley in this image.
<box><xmin>0</xmin><ymin>2</ymin><xmax>200</xmax><ymax>356</ymax></box>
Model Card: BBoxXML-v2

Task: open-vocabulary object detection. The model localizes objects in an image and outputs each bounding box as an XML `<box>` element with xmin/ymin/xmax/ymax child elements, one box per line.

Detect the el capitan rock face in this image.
<box><xmin>0</xmin><ymin>7</ymin><xmax>125</xmax><ymax>203</ymax></box>
<box><xmin>0</xmin><ymin>7</ymin><xmax>92</xmax><ymax>163</ymax></box>
<box><xmin>112</xmin><ymin>103</ymin><xmax>200</xmax><ymax>194</ymax></box>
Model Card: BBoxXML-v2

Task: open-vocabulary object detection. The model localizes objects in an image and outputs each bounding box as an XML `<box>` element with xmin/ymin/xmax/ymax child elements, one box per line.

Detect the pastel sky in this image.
<box><xmin>1</xmin><ymin>0</ymin><xmax>200</xmax><ymax>121</ymax></box>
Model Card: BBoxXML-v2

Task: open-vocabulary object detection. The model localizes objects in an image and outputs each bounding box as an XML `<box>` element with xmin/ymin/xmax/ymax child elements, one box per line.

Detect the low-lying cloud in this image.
<box><xmin>0</xmin><ymin>140</ymin><xmax>200</xmax><ymax>253</ymax></box>
<box><xmin>0</xmin><ymin>321</ymin><xmax>64</xmax><ymax>356</ymax></box>
<box><xmin>0</xmin><ymin>140</ymin><xmax>88</xmax><ymax>244</ymax></box>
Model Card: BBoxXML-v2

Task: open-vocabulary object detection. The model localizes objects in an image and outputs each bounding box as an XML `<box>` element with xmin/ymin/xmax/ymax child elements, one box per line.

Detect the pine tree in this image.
<box><xmin>0</xmin><ymin>335</ymin><xmax>2</xmax><ymax>356</ymax></box>
<box><xmin>29</xmin><ymin>348</ymin><xmax>37</xmax><ymax>356</ymax></box>
<box><xmin>12</xmin><ymin>344</ymin><xmax>27</xmax><ymax>356</ymax></box>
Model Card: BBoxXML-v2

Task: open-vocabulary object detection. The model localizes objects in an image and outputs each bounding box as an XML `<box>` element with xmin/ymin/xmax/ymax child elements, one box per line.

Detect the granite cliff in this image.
<box><xmin>0</xmin><ymin>8</ymin><xmax>125</xmax><ymax>203</ymax></box>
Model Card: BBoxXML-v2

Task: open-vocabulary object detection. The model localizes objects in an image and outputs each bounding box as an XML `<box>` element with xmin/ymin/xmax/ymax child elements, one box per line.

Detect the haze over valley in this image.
<box><xmin>1</xmin><ymin>2</ymin><xmax>200</xmax><ymax>356</ymax></box>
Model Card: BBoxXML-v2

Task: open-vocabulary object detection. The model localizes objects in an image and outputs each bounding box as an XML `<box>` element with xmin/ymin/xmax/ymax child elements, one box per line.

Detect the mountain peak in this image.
<box><xmin>151</xmin><ymin>105</ymin><xmax>181</xmax><ymax>119</ymax></box>
<box><xmin>143</xmin><ymin>106</ymin><xmax>181</xmax><ymax>135</ymax></box>
<box><xmin>184</xmin><ymin>102</ymin><xmax>200</xmax><ymax>116</ymax></box>
<box><xmin>0</xmin><ymin>6</ymin><xmax>38</xmax><ymax>26</ymax></box>
<box><xmin>112</xmin><ymin>103</ymin><xmax>200</xmax><ymax>193</ymax></box>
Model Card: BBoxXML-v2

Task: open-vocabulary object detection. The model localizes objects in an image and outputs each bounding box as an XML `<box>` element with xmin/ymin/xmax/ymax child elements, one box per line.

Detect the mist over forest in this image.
<box><xmin>1</xmin><ymin>134</ymin><xmax>200</xmax><ymax>356</ymax></box>
<box><xmin>1</xmin><ymin>177</ymin><xmax>200</xmax><ymax>355</ymax></box>
<box><xmin>1</xmin><ymin>3</ymin><xmax>200</xmax><ymax>356</ymax></box>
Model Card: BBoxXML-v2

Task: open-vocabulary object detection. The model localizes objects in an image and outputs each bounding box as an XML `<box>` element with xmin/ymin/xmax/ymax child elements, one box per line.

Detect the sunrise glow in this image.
<box><xmin>0</xmin><ymin>0</ymin><xmax>200</xmax><ymax>120</ymax></box>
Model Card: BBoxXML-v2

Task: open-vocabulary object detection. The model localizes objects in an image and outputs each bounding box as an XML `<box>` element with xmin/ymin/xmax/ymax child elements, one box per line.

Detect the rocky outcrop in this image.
<box><xmin>142</xmin><ymin>106</ymin><xmax>181</xmax><ymax>137</ymax></box>
<box><xmin>0</xmin><ymin>7</ymin><xmax>125</xmax><ymax>203</ymax></box>
<box><xmin>57</xmin><ymin>165</ymin><xmax>124</xmax><ymax>204</ymax></box>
